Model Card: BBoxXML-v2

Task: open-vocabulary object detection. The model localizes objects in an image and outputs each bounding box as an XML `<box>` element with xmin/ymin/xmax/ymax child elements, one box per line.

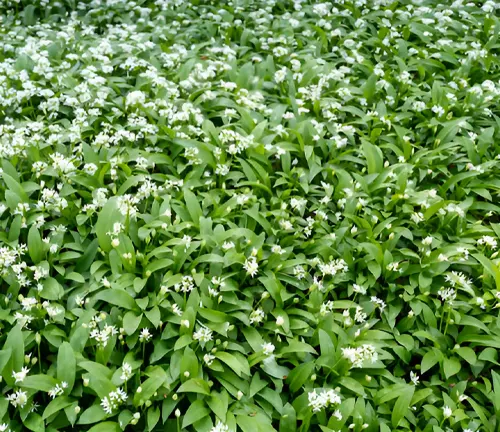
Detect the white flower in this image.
<box><xmin>276</xmin><ymin>316</ymin><xmax>285</xmax><ymax>326</ymax></box>
<box><xmin>139</xmin><ymin>328</ymin><xmax>152</xmax><ymax>342</ymax></box>
<box><xmin>120</xmin><ymin>363</ymin><xmax>132</xmax><ymax>381</ymax></box>
<box><xmin>48</xmin><ymin>382</ymin><xmax>68</xmax><ymax>399</ymax></box>
<box><xmin>101</xmin><ymin>388</ymin><xmax>128</xmax><ymax>414</ymax></box>
<box><xmin>262</xmin><ymin>342</ymin><xmax>275</xmax><ymax>355</ymax></box>
<box><xmin>250</xmin><ymin>308</ymin><xmax>265</xmax><ymax>324</ymax></box>
<box><xmin>222</xmin><ymin>241</ymin><xmax>235</xmax><ymax>251</ymax></box>
<box><xmin>353</xmin><ymin>284</ymin><xmax>366</xmax><ymax>295</ymax></box>
<box><xmin>438</xmin><ymin>288</ymin><xmax>456</xmax><ymax>304</ymax></box>
<box><xmin>172</xmin><ymin>304</ymin><xmax>183</xmax><ymax>316</ymax></box>
<box><xmin>371</xmin><ymin>296</ymin><xmax>386</xmax><ymax>311</ymax></box>
<box><xmin>12</xmin><ymin>366</ymin><xmax>30</xmax><ymax>383</ymax></box>
<box><xmin>442</xmin><ymin>406</ymin><xmax>452</xmax><ymax>418</ymax></box>
<box><xmin>243</xmin><ymin>256</ymin><xmax>259</xmax><ymax>277</ymax></box>
<box><xmin>308</xmin><ymin>389</ymin><xmax>341</xmax><ymax>412</ymax></box>
<box><xmin>477</xmin><ymin>235</ymin><xmax>497</xmax><ymax>249</ymax></box>
<box><xmin>204</xmin><ymin>354</ymin><xmax>215</xmax><ymax>366</ymax></box>
<box><xmin>193</xmin><ymin>327</ymin><xmax>213</xmax><ymax>343</ymax></box>
<box><xmin>410</xmin><ymin>371</ymin><xmax>420</xmax><ymax>385</ymax></box>
<box><xmin>126</xmin><ymin>90</ymin><xmax>146</xmax><ymax>106</ymax></box>
<box><xmin>210</xmin><ymin>421</ymin><xmax>229</xmax><ymax>432</ymax></box>
<box><xmin>342</xmin><ymin>345</ymin><xmax>378</xmax><ymax>368</ymax></box>
<box><xmin>7</xmin><ymin>390</ymin><xmax>28</xmax><ymax>408</ymax></box>
<box><xmin>274</xmin><ymin>67</ymin><xmax>287</xmax><ymax>83</ymax></box>
<box><xmin>422</xmin><ymin>236</ymin><xmax>433</xmax><ymax>246</ymax></box>
<box><xmin>174</xmin><ymin>275</ymin><xmax>195</xmax><ymax>293</ymax></box>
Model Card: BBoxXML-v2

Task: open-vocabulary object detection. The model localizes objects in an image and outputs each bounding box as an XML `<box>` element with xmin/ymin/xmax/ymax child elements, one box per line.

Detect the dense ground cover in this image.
<box><xmin>1</xmin><ymin>0</ymin><xmax>500</xmax><ymax>431</ymax></box>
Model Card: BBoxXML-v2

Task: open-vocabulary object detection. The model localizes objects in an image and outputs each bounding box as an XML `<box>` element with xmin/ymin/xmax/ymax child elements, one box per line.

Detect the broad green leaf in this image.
<box><xmin>392</xmin><ymin>385</ymin><xmax>415</xmax><ymax>428</ymax></box>
<box><xmin>177</xmin><ymin>378</ymin><xmax>211</xmax><ymax>395</ymax></box>
<box><xmin>215</xmin><ymin>352</ymin><xmax>250</xmax><ymax>377</ymax></box>
<box><xmin>182</xmin><ymin>400</ymin><xmax>210</xmax><ymax>428</ymax></box>
<box><xmin>443</xmin><ymin>357</ymin><xmax>461</xmax><ymax>379</ymax></box>
<box><xmin>57</xmin><ymin>342</ymin><xmax>75</xmax><ymax>392</ymax></box>
<box><xmin>87</xmin><ymin>422</ymin><xmax>121</xmax><ymax>432</ymax></box>
<box><xmin>184</xmin><ymin>188</ymin><xmax>203</xmax><ymax>224</ymax></box>
<box><xmin>133</xmin><ymin>367</ymin><xmax>168</xmax><ymax>406</ymax></box>
<box><xmin>42</xmin><ymin>396</ymin><xmax>73</xmax><ymax>420</ymax></box>
<box><xmin>28</xmin><ymin>225</ymin><xmax>44</xmax><ymax>264</ymax></box>
<box><xmin>95</xmin><ymin>289</ymin><xmax>137</xmax><ymax>310</ymax></box>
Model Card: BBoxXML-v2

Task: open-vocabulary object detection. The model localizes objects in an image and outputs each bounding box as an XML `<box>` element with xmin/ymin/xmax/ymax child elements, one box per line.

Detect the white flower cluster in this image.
<box><xmin>308</xmin><ymin>388</ymin><xmax>341</xmax><ymax>412</ymax></box>
<box><xmin>90</xmin><ymin>324</ymin><xmax>118</xmax><ymax>348</ymax></box>
<box><xmin>100</xmin><ymin>388</ymin><xmax>128</xmax><ymax>414</ymax></box>
<box><xmin>48</xmin><ymin>381</ymin><xmax>68</xmax><ymax>399</ymax></box>
<box><xmin>342</xmin><ymin>344</ymin><xmax>378</xmax><ymax>368</ymax></box>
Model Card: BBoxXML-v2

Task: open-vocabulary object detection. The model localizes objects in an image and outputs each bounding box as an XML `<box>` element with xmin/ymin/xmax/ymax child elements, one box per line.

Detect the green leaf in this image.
<box><xmin>472</xmin><ymin>253</ymin><xmax>500</xmax><ymax>290</ymax></box>
<box><xmin>21</xmin><ymin>374</ymin><xmax>58</xmax><ymax>392</ymax></box>
<box><xmin>23</xmin><ymin>4</ymin><xmax>37</xmax><ymax>26</ymax></box>
<box><xmin>361</xmin><ymin>139</ymin><xmax>383</xmax><ymax>174</ymax></box>
<box><xmin>77</xmin><ymin>405</ymin><xmax>107</xmax><ymax>425</ymax></box>
<box><xmin>287</xmin><ymin>362</ymin><xmax>315</xmax><ymax>393</ymax></box>
<box><xmin>456</xmin><ymin>347</ymin><xmax>476</xmax><ymax>365</ymax></box>
<box><xmin>123</xmin><ymin>312</ymin><xmax>143</xmax><ymax>335</ymax></box>
<box><xmin>42</xmin><ymin>396</ymin><xmax>73</xmax><ymax>420</ymax></box>
<box><xmin>133</xmin><ymin>367</ymin><xmax>168</xmax><ymax>407</ymax></box>
<box><xmin>23</xmin><ymin>413</ymin><xmax>45</xmax><ymax>432</ymax></box>
<box><xmin>95</xmin><ymin>289</ymin><xmax>137</xmax><ymax>310</ymax></box>
<box><xmin>28</xmin><ymin>225</ymin><xmax>44</xmax><ymax>264</ymax></box>
<box><xmin>392</xmin><ymin>385</ymin><xmax>415</xmax><ymax>428</ymax></box>
<box><xmin>147</xmin><ymin>406</ymin><xmax>161</xmax><ymax>431</ymax></box>
<box><xmin>57</xmin><ymin>342</ymin><xmax>75</xmax><ymax>392</ymax></box>
<box><xmin>207</xmin><ymin>391</ymin><xmax>228</xmax><ymax>422</ymax></box>
<box><xmin>177</xmin><ymin>378</ymin><xmax>211</xmax><ymax>395</ymax></box>
<box><xmin>215</xmin><ymin>352</ymin><xmax>250</xmax><ymax>377</ymax></box>
<box><xmin>40</xmin><ymin>277</ymin><xmax>64</xmax><ymax>300</ymax></box>
<box><xmin>279</xmin><ymin>403</ymin><xmax>297</xmax><ymax>432</ymax></box>
<box><xmin>421</xmin><ymin>350</ymin><xmax>438</xmax><ymax>373</ymax></box>
<box><xmin>4</xmin><ymin>325</ymin><xmax>24</xmax><ymax>380</ymax></box>
<box><xmin>87</xmin><ymin>422</ymin><xmax>121</xmax><ymax>432</ymax></box>
<box><xmin>184</xmin><ymin>188</ymin><xmax>203</xmax><ymax>224</ymax></box>
<box><xmin>280</xmin><ymin>340</ymin><xmax>317</xmax><ymax>356</ymax></box>
<box><xmin>95</xmin><ymin>197</ymin><xmax>125</xmax><ymax>252</ymax></box>
<box><xmin>492</xmin><ymin>370</ymin><xmax>500</xmax><ymax>414</ymax></box>
<box><xmin>182</xmin><ymin>400</ymin><xmax>210</xmax><ymax>428</ymax></box>
<box><xmin>443</xmin><ymin>357</ymin><xmax>461</xmax><ymax>379</ymax></box>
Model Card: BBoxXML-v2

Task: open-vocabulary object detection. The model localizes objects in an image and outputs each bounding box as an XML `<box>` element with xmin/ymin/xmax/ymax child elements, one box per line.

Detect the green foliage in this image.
<box><xmin>0</xmin><ymin>0</ymin><xmax>500</xmax><ymax>431</ymax></box>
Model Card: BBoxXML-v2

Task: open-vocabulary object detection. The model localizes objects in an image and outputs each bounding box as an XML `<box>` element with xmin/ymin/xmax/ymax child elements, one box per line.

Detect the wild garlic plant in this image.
<box><xmin>0</xmin><ymin>0</ymin><xmax>499</xmax><ymax>432</ymax></box>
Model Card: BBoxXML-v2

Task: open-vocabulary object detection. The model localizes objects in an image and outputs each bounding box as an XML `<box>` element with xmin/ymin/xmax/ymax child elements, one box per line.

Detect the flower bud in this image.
<box><xmin>172</xmin><ymin>394</ymin><xmax>178</xmax><ymax>401</ymax></box>
<box><xmin>137</xmin><ymin>386</ymin><xmax>142</xmax><ymax>393</ymax></box>
<box><xmin>237</xmin><ymin>390</ymin><xmax>244</xmax><ymax>400</ymax></box>
<box><xmin>35</xmin><ymin>333</ymin><xmax>41</xmax><ymax>344</ymax></box>
<box><xmin>74</xmin><ymin>406</ymin><xmax>81</xmax><ymax>414</ymax></box>
<box><xmin>83</xmin><ymin>378</ymin><xmax>89</xmax><ymax>386</ymax></box>
<box><xmin>175</xmin><ymin>409</ymin><xmax>181</xmax><ymax>418</ymax></box>
<box><xmin>184</xmin><ymin>371</ymin><xmax>190</xmax><ymax>378</ymax></box>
